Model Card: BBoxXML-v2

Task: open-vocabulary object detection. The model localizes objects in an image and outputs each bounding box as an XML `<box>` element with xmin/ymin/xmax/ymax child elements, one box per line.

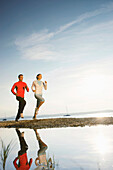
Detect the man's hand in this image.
<box><xmin>33</xmin><ymin>90</ymin><xmax>36</xmax><ymax>92</ymax></box>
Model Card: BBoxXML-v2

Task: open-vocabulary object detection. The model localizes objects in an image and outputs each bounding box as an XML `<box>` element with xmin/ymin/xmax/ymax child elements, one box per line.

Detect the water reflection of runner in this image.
<box><xmin>13</xmin><ymin>129</ymin><xmax>33</xmax><ymax>170</ymax></box>
<box><xmin>31</xmin><ymin>74</ymin><xmax>47</xmax><ymax>119</ymax></box>
<box><xmin>34</xmin><ymin>129</ymin><xmax>54</xmax><ymax>170</ymax></box>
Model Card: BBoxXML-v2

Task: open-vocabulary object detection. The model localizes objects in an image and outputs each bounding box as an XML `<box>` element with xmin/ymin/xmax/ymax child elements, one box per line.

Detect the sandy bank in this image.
<box><xmin>0</xmin><ymin>117</ymin><xmax>113</xmax><ymax>129</ymax></box>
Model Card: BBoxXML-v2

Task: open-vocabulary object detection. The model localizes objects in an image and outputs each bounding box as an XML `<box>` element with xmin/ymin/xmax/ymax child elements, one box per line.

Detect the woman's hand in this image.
<box><xmin>33</xmin><ymin>90</ymin><xmax>36</xmax><ymax>92</ymax></box>
<box><xmin>45</xmin><ymin>81</ymin><xmax>47</xmax><ymax>83</ymax></box>
<box><xmin>35</xmin><ymin>157</ymin><xmax>39</xmax><ymax>166</ymax></box>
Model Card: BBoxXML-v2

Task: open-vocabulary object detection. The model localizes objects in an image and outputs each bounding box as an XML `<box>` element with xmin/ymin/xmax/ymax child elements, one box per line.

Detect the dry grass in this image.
<box><xmin>0</xmin><ymin>139</ymin><xmax>12</xmax><ymax>170</ymax></box>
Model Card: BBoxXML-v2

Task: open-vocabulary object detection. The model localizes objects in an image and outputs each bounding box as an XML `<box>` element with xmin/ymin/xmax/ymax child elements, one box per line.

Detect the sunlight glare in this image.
<box><xmin>81</xmin><ymin>74</ymin><xmax>108</xmax><ymax>96</ymax></box>
<box><xmin>94</xmin><ymin>129</ymin><xmax>110</xmax><ymax>154</ymax></box>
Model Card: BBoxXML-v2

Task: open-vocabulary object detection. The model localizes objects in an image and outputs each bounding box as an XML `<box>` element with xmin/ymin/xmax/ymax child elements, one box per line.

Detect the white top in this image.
<box><xmin>31</xmin><ymin>80</ymin><xmax>47</xmax><ymax>95</ymax></box>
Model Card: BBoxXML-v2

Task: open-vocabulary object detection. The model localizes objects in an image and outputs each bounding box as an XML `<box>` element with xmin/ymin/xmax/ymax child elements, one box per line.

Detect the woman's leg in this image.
<box><xmin>33</xmin><ymin>95</ymin><xmax>45</xmax><ymax>119</ymax></box>
<box><xmin>34</xmin><ymin>129</ymin><xmax>47</xmax><ymax>151</ymax></box>
<box><xmin>38</xmin><ymin>101</ymin><xmax>44</xmax><ymax>109</ymax></box>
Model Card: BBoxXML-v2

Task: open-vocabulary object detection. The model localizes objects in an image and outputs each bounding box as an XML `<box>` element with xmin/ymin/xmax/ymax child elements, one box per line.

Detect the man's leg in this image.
<box><xmin>20</xmin><ymin>99</ymin><xmax>26</xmax><ymax>118</ymax></box>
<box><xmin>16</xmin><ymin>97</ymin><xmax>26</xmax><ymax>121</ymax></box>
<box><xmin>16</xmin><ymin>129</ymin><xmax>28</xmax><ymax>155</ymax></box>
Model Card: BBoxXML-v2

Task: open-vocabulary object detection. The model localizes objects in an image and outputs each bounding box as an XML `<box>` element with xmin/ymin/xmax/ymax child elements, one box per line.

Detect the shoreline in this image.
<box><xmin>0</xmin><ymin>117</ymin><xmax>113</xmax><ymax>129</ymax></box>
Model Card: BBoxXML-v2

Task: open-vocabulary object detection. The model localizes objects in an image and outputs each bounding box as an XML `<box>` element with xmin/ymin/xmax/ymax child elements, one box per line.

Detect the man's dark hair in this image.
<box><xmin>36</xmin><ymin>73</ymin><xmax>41</xmax><ymax>80</ymax></box>
<box><xmin>18</xmin><ymin>74</ymin><xmax>23</xmax><ymax>78</ymax></box>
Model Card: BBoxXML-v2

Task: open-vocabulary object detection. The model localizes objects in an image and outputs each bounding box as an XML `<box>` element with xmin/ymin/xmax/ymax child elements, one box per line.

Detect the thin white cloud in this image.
<box><xmin>21</xmin><ymin>44</ymin><xmax>56</xmax><ymax>60</ymax></box>
<box><xmin>55</xmin><ymin>2</ymin><xmax>113</xmax><ymax>34</ymax></box>
<box><xmin>15</xmin><ymin>2</ymin><xmax>113</xmax><ymax>61</ymax></box>
<box><xmin>15</xmin><ymin>29</ymin><xmax>54</xmax><ymax>48</ymax></box>
<box><xmin>15</xmin><ymin>29</ymin><xmax>56</xmax><ymax>60</ymax></box>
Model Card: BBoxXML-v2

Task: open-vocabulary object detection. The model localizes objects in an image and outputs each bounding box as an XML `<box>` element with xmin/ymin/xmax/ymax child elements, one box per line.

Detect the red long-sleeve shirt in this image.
<box><xmin>11</xmin><ymin>81</ymin><xmax>29</xmax><ymax>98</ymax></box>
<box><xmin>13</xmin><ymin>153</ymin><xmax>33</xmax><ymax>170</ymax></box>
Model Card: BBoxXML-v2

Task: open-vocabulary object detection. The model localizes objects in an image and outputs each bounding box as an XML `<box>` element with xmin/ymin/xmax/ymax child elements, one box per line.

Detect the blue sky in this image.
<box><xmin>0</xmin><ymin>0</ymin><xmax>113</xmax><ymax>118</ymax></box>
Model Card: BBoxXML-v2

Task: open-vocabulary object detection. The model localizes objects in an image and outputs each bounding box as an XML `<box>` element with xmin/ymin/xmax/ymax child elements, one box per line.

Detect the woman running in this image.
<box><xmin>31</xmin><ymin>74</ymin><xmax>47</xmax><ymax>119</ymax></box>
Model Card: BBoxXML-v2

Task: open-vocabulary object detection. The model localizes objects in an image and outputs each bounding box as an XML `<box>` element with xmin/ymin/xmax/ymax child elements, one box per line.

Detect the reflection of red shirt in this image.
<box><xmin>11</xmin><ymin>81</ymin><xmax>29</xmax><ymax>98</ymax></box>
<box><xmin>13</xmin><ymin>153</ymin><xmax>33</xmax><ymax>170</ymax></box>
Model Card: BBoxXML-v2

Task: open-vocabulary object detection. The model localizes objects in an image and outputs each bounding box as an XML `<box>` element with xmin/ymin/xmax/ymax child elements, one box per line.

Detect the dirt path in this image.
<box><xmin>0</xmin><ymin>117</ymin><xmax>113</xmax><ymax>129</ymax></box>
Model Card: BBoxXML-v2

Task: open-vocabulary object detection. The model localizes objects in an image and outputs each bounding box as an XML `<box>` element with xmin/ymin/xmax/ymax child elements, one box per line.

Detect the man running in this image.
<box><xmin>11</xmin><ymin>74</ymin><xmax>29</xmax><ymax>121</ymax></box>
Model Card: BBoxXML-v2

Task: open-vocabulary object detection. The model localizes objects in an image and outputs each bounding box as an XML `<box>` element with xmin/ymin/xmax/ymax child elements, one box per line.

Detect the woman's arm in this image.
<box><xmin>31</xmin><ymin>81</ymin><xmax>35</xmax><ymax>92</ymax></box>
<box><xmin>43</xmin><ymin>81</ymin><xmax>47</xmax><ymax>90</ymax></box>
<box><xmin>35</xmin><ymin>157</ymin><xmax>39</xmax><ymax>166</ymax></box>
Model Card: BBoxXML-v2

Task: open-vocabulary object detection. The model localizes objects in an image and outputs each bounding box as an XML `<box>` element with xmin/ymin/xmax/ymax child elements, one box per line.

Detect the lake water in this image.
<box><xmin>1</xmin><ymin>110</ymin><xmax>113</xmax><ymax>121</ymax></box>
<box><xmin>0</xmin><ymin>125</ymin><xmax>113</xmax><ymax>170</ymax></box>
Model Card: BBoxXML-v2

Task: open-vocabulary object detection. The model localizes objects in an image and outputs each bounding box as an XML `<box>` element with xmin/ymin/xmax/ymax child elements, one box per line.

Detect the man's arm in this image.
<box><xmin>29</xmin><ymin>158</ymin><xmax>33</xmax><ymax>168</ymax></box>
<box><xmin>25</xmin><ymin>83</ymin><xmax>29</xmax><ymax>92</ymax></box>
<box><xmin>11</xmin><ymin>83</ymin><xmax>16</xmax><ymax>95</ymax></box>
<box><xmin>13</xmin><ymin>157</ymin><xmax>19</xmax><ymax>168</ymax></box>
